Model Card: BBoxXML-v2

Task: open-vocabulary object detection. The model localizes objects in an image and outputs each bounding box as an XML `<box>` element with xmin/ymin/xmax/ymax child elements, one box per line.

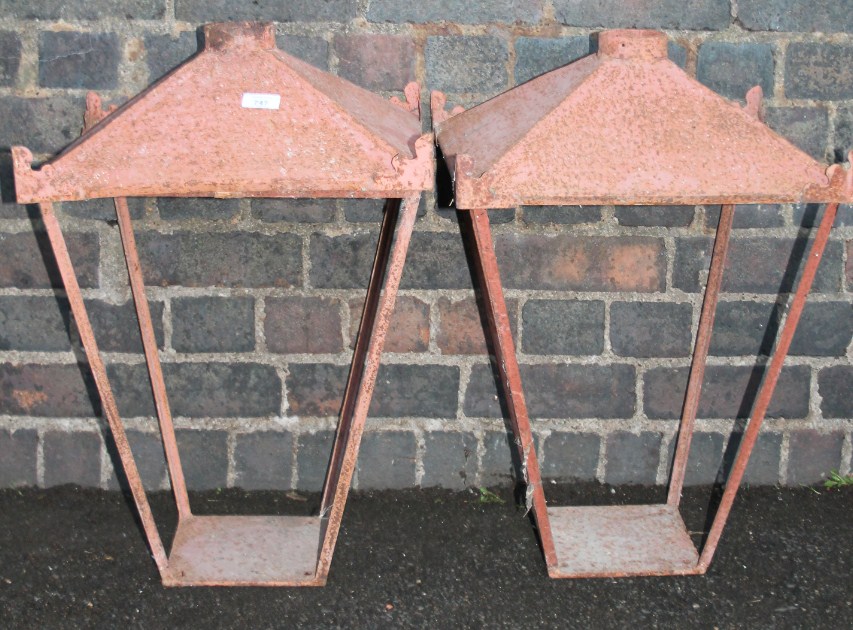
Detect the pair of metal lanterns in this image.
<box><xmin>11</xmin><ymin>22</ymin><xmax>850</xmax><ymax>586</ymax></box>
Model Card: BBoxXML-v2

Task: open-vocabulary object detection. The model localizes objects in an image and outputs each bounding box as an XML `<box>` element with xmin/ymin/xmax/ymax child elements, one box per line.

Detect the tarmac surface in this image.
<box><xmin>0</xmin><ymin>482</ymin><xmax>850</xmax><ymax>628</ymax></box>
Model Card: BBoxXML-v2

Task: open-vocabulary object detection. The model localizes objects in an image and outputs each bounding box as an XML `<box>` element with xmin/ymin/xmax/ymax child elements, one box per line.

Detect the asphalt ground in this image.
<box><xmin>0</xmin><ymin>483</ymin><xmax>850</xmax><ymax>628</ymax></box>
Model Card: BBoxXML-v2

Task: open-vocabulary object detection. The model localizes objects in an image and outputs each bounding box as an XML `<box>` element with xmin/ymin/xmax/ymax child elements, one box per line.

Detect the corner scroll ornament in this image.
<box><xmin>743</xmin><ymin>85</ymin><xmax>763</xmax><ymax>122</ymax></box>
<box><xmin>430</xmin><ymin>91</ymin><xmax>465</xmax><ymax>126</ymax></box>
<box><xmin>83</xmin><ymin>91</ymin><xmax>118</xmax><ymax>134</ymax></box>
<box><xmin>390</xmin><ymin>82</ymin><xmax>422</xmax><ymax>119</ymax></box>
<box><xmin>818</xmin><ymin>150</ymin><xmax>853</xmax><ymax>201</ymax></box>
<box><xmin>373</xmin><ymin>133</ymin><xmax>435</xmax><ymax>191</ymax></box>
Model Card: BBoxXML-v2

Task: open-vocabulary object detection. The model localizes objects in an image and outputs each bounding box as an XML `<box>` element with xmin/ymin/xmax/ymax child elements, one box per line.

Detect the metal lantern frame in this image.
<box><xmin>12</xmin><ymin>22</ymin><xmax>434</xmax><ymax>586</ymax></box>
<box><xmin>433</xmin><ymin>29</ymin><xmax>851</xmax><ymax>578</ymax></box>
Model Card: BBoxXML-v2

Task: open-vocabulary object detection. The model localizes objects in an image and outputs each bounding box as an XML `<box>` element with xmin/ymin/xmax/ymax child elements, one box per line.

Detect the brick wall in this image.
<box><xmin>0</xmin><ymin>1</ymin><xmax>851</xmax><ymax>491</ymax></box>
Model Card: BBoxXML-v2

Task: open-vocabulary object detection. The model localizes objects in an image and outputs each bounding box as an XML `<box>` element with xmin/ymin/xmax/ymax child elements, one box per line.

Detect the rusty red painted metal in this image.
<box><xmin>13</xmin><ymin>21</ymin><xmax>433</xmax><ymax>587</ymax></box>
<box><xmin>435</xmin><ymin>29</ymin><xmax>852</xmax><ymax>208</ymax></box>
<box><xmin>667</xmin><ymin>203</ymin><xmax>734</xmax><ymax>507</ymax></box>
<box><xmin>434</xmin><ymin>28</ymin><xmax>852</xmax><ymax>579</ymax></box>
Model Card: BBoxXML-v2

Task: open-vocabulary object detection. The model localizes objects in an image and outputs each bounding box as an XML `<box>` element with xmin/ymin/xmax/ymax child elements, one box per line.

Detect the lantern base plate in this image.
<box><xmin>164</xmin><ymin>515</ymin><xmax>323</xmax><ymax>586</ymax></box>
<box><xmin>547</xmin><ymin>504</ymin><xmax>701</xmax><ymax>578</ymax></box>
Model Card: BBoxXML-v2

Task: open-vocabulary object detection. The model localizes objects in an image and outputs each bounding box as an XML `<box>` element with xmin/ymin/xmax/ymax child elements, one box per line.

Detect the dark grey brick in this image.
<box><xmin>0</xmin><ymin>232</ymin><xmax>99</xmax><ymax>289</ymax></box>
<box><xmin>39</xmin><ymin>32</ymin><xmax>120</xmax><ymax>90</ymax></box>
<box><xmin>108</xmin><ymin>362</ymin><xmax>281</xmax><ymax>417</ymax></box>
<box><xmin>233</xmin><ymin>431</ymin><xmax>293</xmax><ymax>490</ymax></box>
<box><xmin>718</xmin><ymin>431</ymin><xmax>784</xmax><ymax>486</ymax></box>
<box><xmin>421</xmin><ymin>430</ymin><xmax>477</xmax><ymax>489</ymax></box>
<box><xmin>793</xmin><ymin>202</ymin><xmax>853</xmax><ymax>229</ymax></box>
<box><xmin>158</xmin><ymin>198</ymin><xmax>240</xmax><ymax>221</ymax></box>
<box><xmin>402</xmin><ymin>232</ymin><xmax>474</xmax><ymax>289</ymax></box>
<box><xmin>296</xmin><ymin>430</ymin><xmax>334</xmax><ymax>491</ymax></box>
<box><xmin>818</xmin><ymin>366</ymin><xmax>853</xmax><ymax>418</ymax></box>
<box><xmin>668</xmin><ymin>41</ymin><xmax>688</xmax><ymax>69</ymax></box>
<box><xmin>437</xmin><ymin>206</ymin><xmax>513</xmax><ymax>225</ymax></box>
<box><xmin>312</xmin><ymin>231</ymin><xmax>470</xmax><ymax>290</ymax></box>
<box><xmin>682</xmin><ymin>432</ymin><xmax>725</xmax><ymax>486</ymax></box>
<box><xmin>764</xmin><ymin>106</ymin><xmax>829</xmax><ymax>161</ymax></box>
<box><xmin>0</xmin><ymin>95</ymin><xmax>85</xmax><ymax>155</ymax></box>
<box><xmin>286</xmin><ymin>363</ymin><xmax>347</xmax><ymax>416</ymax></box>
<box><xmin>605</xmin><ymin>431</ymin><xmax>661</xmax><ymax>485</ymax></box>
<box><xmin>0</xmin><ymin>296</ymin><xmax>164</xmax><ymax>353</ymax></box>
<box><xmin>0</xmin><ymin>31</ymin><xmax>21</xmax><ymax>86</ymax></box>
<box><xmin>742</xmin><ymin>432</ymin><xmax>783</xmax><ymax>485</ymax></box>
<box><xmin>334</xmin><ymin>34</ymin><xmax>415</xmax><ymax>92</ymax></box>
<box><xmin>61</xmin><ymin>198</ymin><xmax>146</xmax><ymax>221</ymax></box>
<box><xmin>175</xmin><ymin>430</ymin><xmax>228</xmax><ymax>490</ymax></box>
<box><xmin>86</xmin><ymin>299</ymin><xmax>165</xmax><ymax>353</ymax></box>
<box><xmin>265</xmin><ymin>296</ymin><xmax>343</xmax><ymax>355</ymax></box>
<box><xmin>521</xmin><ymin>205</ymin><xmax>602</xmax><ymax>225</ymax></box>
<box><xmin>371</xmin><ymin>364</ymin><xmax>459</xmax><ymax>418</ymax></box>
<box><xmin>0</xmin><ymin>363</ymin><xmax>96</xmax><ymax>417</ymax></box>
<box><xmin>610</xmin><ymin>302</ymin><xmax>693</xmax><ymax>358</ymax></box>
<box><xmin>465</xmin><ymin>363</ymin><xmax>636</xmax><ymax>419</ymax></box>
<box><xmin>740</xmin><ymin>1</ymin><xmax>853</xmax><ymax>34</ymax></box>
<box><xmin>309</xmin><ymin>232</ymin><xmax>378</xmax><ymax>289</ymax></box>
<box><xmin>833</xmin><ymin>106</ymin><xmax>853</xmax><ymax>164</ymax></box>
<box><xmin>697</xmin><ymin>42</ymin><xmax>774</xmax><ymax>101</ymax></box>
<box><xmin>176</xmin><ymin>0</ymin><xmax>357</xmax><ymax>21</ymax></box>
<box><xmin>615</xmin><ymin>206</ymin><xmax>695</xmax><ymax>228</ymax></box>
<box><xmin>108</xmin><ymin>430</ymin><xmax>167</xmax><ymax>491</ymax></box>
<box><xmin>0</xmin><ymin>429</ymin><xmax>38</xmax><ymax>487</ymax></box>
<box><xmin>340</xmin><ymin>199</ymin><xmax>385</xmax><ymax>223</ymax></box>
<box><xmin>644</xmin><ymin>365</ymin><xmax>810</xmax><ymax>419</ymax></box>
<box><xmin>785</xmin><ymin>43</ymin><xmax>853</xmax><ymax>100</ymax></box>
<box><xmin>514</xmin><ymin>36</ymin><xmax>590</xmax><ymax>84</ymax></box>
<box><xmin>787</xmin><ymin>430</ymin><xmax>844</xmax><ymax>485</ymax></box>
<box><xmin>706</xmin><ymin>204</ymin><xmax>785</xmax><ymax>229</ymax></box>
<box><xmin>144</xmin><ymin>32</ymin><xmax>197</xmax><ymax>82</ymax></box>
<box><xmin>553</xmin><ymin>0</ymin><xmax>730</xmax><ymax>30</ymax></box>
<box><xmin>790</xmin><ymin>302</ymin><xmax>853</xmax><ymax>357</ymax></box>
<box><xmin>521</xmin><ymin>299</ymin><xmax>605</xmax><ymax>355</ymax></box>
<box><xmin>541</xmin><ymin>431</ymin><xmax>599</xmax><ymax>481</ymax></box>
<box><xmin>368</xmin><ymin>0</ymin><xmax>543</xmax><ymax>23</ymax></box>
<box><xmin>136</xmin><ymin>231</ymin><xmax>302</xmax><ymax>288</ymax></box>
<box><xmin>672</xmin><ymin>237</ymin><xmax>842</xmax><ymax>294</ymax></box>
<box><xmin>172</xmin><ymin>296</ymin><xmax>255</xmax><ymax>353</ymax></box>
<box><xmin>252</xmin><ymin>198</ymin><xmax>336</xmax><ymax>223</ymax></box>
<box><xmin>0</xmin><ymin>296</ymin><xmax>72</xmax><ymax>352</ymax></box>
<box><xmin>341</xmin><ymin>198</ymin><xmax>424</xmax><ymax>223</ymax></box>
<box><xmin>497</xmin><ymin>235</ymin><xmax>666</xmax><ymax>292</ymax></box>
<box><xmin>276</xmin><ymin>35</ymin><xmax>329</xmax><ymax>70</ymax></box>
<box><xmin>287</xmin><ymin>363</ymin><xmax>459</xmax><ymax>418</ymax></box>
<box><xmin>480</xmin><ymin>431</ymin><xmax>517</xmax><ymax>486</ymax></box>
<box><xmin>425</xmin><ymin>36</ymin><xmax>509</xmax><ymax>94</ymax></box>
<box><xmin>710</xmin><ymin>301</ymin><xmax>778</xmax><ymax>357</ymax></box>
<box><xmin>357</xmin><ymin>431</ymin><xmax>416</xmax><ymax>489</ymax></box>
<box><xmin>341</xmin><ymin>199</ymin><xmax>382</xmax><ymax>223</ymax></box>
<box><xmin>44</xmin><ymin>431</ymin><xmax>101</xmax><ymax>487</ymax></box>
<box><xmin>0</xmin><ymin>0</ymin><xmax>165</xmax><ymax>19</ymax></box>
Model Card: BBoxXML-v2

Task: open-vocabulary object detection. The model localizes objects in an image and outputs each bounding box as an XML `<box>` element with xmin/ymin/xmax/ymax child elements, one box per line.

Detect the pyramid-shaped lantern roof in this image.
<box><xmin>433</xmin><ymin>29</ymin><xmax>852</xmax><ymax>209</ymax></box>
<box><xmin>13</xmin><ymin>22</ymin><xmax>433</xmax><ymax>203</ymax></box>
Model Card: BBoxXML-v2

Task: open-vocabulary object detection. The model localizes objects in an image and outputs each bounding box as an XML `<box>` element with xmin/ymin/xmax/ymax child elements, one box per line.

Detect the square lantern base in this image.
<box><xmin>163</xmin><ymin>515</ymin><xmax>324</xmax><ymax>586</ymax></box>
<box><xmin>547</xmin><ymin>504</ymin><xmax>702</xmax><ymax>578</ymax></box>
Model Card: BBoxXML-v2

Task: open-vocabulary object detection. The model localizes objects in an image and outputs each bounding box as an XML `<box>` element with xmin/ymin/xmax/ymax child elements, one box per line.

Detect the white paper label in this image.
<box><xmin>241</xmin><ymin>93</ymin><xmax>281</xmax><ymax>110</ymax></box>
